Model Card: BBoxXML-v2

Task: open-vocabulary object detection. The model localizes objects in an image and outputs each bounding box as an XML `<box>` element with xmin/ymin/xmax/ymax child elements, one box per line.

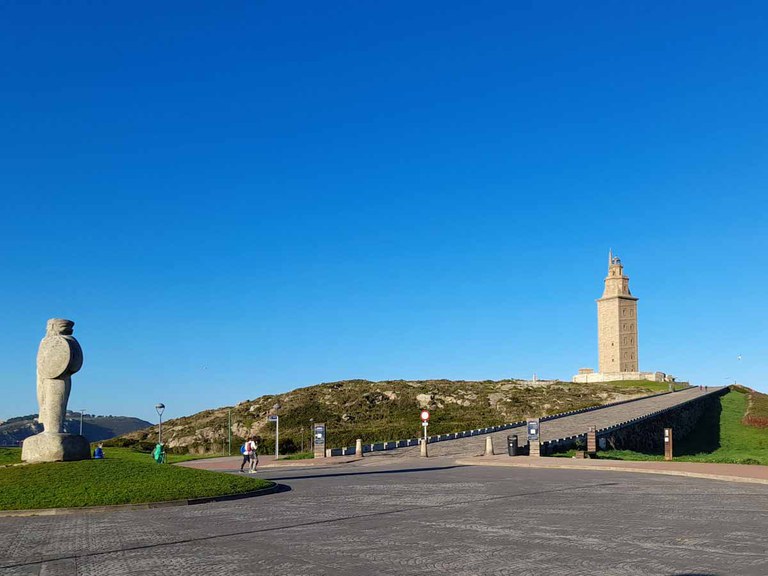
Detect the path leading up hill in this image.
<box><xmin>368</xmin><ymin>386</ymin><xmax>724</xmax><ymax>458</ymax></box>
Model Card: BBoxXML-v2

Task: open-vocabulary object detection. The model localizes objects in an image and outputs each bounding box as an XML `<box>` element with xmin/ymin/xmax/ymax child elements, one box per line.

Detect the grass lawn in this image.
<box><xmin>0</xmin><ymin>446</ymin><xmax>223</xmax><ymax>466</ymax></box>
<box><xmin>569</xmin><ymin>389</ymin><xmax>768</xmax><ymax>465</ymax></box>
<box><xmin>0</xmin><ymin>448</ymin><xmax>21</xmax><ymax>465</ymax></box>
<box><xmin>100</xmin><ymin>447</ymin><xmax>228</xmax><ymax>464</ymax></box>
<box><xmin>593</xmin><ymin>380</ymin><xmax>679</xmax><ymax>394</ymax></box>
<box><xmin>0</xmin><ymin>446</ymin><xmax>273</xmax><ymax>511</ymax></box>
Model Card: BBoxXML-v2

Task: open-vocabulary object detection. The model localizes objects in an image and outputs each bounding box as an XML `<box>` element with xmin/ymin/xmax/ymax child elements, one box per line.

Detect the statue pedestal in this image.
<box><xmin>21</xmin><ymin>432</ymin><xmax>90</xmax><ymax>463</ymax></box>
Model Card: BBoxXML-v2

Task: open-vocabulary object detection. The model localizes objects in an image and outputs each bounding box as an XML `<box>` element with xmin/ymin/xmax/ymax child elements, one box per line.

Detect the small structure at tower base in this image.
<box><xmin>572</xmin><ymin>368</ymin><xmax>675</xmax><ymax>384</ymax></box>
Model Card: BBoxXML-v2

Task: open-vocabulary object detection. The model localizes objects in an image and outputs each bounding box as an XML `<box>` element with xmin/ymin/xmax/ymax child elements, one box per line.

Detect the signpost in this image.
<box><xmin>420</xmin><ymin>410</ymin><xmax>430</xmax><ymax>439</ymax></box>
<box><xmin>664</xmin><ymin>428</ymin><xmax>673</xmax><ymax>461</ymax></box>
<box><xmin>268</xmin><ymin>414</ymin><xmax>279</xmax><ymax>459</ymax></box>
<box><xmin>313</xmin><ymin>422</ymin><xmax>326</xmax><ymax>458</ymax></box>
<box><xmin>420</xmin><ymin>410</ymin><xmax>430</xmax><ymax>457</ymax></box>
<box><xmin>527</xmin><ymin>418</ymin><xmax>541</xmax><ymax>457</ymax></box>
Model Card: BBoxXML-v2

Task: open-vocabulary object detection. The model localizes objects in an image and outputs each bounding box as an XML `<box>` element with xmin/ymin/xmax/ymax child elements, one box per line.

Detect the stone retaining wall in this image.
<box><xmin>542</xmin><ymin>387</ymin><xmax>728</xmax><ymax>455</ymax></box>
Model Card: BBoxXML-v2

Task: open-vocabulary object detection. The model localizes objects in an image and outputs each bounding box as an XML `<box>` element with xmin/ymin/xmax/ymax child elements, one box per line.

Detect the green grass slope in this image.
<box><xmin>595</xmin><ymin>387</ymin><xmax>768</xmax><ymax>465</ymax></box>
<box><xmin>113</xmin><ymin>378</ymin><xmax>679</xmax><ymax>453</ymax></box>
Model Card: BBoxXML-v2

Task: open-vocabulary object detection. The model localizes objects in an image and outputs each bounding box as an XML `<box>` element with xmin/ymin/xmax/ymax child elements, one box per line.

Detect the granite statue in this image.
<box><xmin>21</xmin><ymin>318</ymin><xmax>90</xmax><ymax>462</ymax></box>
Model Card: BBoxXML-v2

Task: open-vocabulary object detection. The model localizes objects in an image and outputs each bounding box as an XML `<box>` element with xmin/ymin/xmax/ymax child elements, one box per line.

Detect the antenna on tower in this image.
<box><xmin>608</xmin><ymin>248</ymin><xmax>613</xmax><ymax>267</ymax></box>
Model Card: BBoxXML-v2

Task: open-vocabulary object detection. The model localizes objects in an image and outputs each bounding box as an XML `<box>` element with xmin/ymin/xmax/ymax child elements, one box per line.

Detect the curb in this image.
<box><xmin>256</xmin><ymin>457</ymin><xmax>359</xmax><ymax>469</ymax></box>
<box><xmin>454</xmin><ymin>458</ymin><xmax>768</xmax><ymax>486</ymax></box>
<box><xmin>178</xmin><ymin>456</ymin><xmax>359</xmax><ymax>471</ymax></box>
<box><xmin>0</xmin><ymin>482</ymin><xmax>281</xmax><ymax>518</ymax></box>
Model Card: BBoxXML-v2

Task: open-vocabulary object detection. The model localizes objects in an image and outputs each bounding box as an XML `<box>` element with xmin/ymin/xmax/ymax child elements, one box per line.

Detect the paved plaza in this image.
<box><xmin>1</xmin><ymin>458</ymin><xmax>767</xmax><ymax>576</ymax></box>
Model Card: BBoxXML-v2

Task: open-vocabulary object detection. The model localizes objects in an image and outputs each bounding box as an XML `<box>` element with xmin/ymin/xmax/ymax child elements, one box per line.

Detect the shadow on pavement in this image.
<box><xmin>265</xmin><ymin>465</ymin><xmax>464</xmax><ymax>481</ymax></box>
<box><xmin>0</xmin><ymin>480</ymin><xmax>620</xmax><ymax>572</ymax></box>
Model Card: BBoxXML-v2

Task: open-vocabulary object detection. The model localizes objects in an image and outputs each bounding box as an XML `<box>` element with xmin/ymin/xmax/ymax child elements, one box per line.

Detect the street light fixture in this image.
<box><xmin>155</xmin><ymin>403</ymin><xmax>165</xmax><ymax>444</ymax></box>
<box><xmin>272</xmin><ymin>403</ymin><xmax>281</xmax><ymax>459</ymax></box>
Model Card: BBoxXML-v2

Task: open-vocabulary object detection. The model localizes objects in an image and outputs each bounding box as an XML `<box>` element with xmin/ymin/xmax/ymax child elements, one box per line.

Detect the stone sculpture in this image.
<box><xmin>21</xmin><ymin>319</ymin><xmax>90</xmax><ymax>463</ymax></box>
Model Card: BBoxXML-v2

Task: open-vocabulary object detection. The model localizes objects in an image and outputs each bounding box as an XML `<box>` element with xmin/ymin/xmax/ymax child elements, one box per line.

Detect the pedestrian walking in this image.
<box><xmin>239</xmin><ymin>439</ymin><xmax>251</xmax><ymax>473</ymax></box>
<box><xmin>249</xmin><ymin>436</ymin><xmax>260</xmax><ymax>473</ymax></box>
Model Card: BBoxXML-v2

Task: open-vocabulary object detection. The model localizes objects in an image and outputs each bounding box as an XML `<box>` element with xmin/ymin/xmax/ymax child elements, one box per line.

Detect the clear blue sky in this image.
<box><xmin>2</xmin><ymin>1</ymin><xmax>766</xmax><ymax>423</ymax></box>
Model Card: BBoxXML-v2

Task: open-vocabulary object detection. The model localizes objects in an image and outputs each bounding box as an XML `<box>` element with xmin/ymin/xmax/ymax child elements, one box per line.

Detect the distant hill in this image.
<box><xmin>0</xmin><ymin>413</ymin><xmax>153</xmax><ymax>446</ymax></box>
<box><xmin>114</xmin><ymin>378</ymin><xmax>677</xmax><ymax>454</ymax></box>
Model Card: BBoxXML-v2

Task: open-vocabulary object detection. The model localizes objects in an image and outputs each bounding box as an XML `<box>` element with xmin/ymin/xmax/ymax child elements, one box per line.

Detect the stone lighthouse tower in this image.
<box><xmin>597</xmin><ymin>250</ymin><xmax>638</xmax><ymax>373</ymax></box>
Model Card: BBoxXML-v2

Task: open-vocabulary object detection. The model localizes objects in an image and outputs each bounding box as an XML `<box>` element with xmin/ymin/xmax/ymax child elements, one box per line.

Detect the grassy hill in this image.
<box><xmin>113</xmin><ymin>378</ymin><xmax>677</xmax><ymax>454</ymax></box>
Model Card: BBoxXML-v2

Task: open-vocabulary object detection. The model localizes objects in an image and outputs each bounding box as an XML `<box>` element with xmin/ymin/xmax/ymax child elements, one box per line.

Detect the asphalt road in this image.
<box><xmin>1</xmin><ymin>458</ymin><xmax>766</xmax><ymax>575</ymax></box>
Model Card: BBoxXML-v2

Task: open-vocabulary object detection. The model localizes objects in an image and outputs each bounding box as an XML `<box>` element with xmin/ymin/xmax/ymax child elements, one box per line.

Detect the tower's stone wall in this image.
<box><xmin>597</xmin><ymin>253</ymin><xmax>638</xmax><ymax>373</ymax></box>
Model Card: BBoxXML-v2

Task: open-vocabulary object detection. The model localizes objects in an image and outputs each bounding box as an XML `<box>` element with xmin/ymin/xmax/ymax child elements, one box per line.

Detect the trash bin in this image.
<box><xmin>507</xmin><ymin>435</ymin><xmax>518</xmax><ymax>456</ymax></box>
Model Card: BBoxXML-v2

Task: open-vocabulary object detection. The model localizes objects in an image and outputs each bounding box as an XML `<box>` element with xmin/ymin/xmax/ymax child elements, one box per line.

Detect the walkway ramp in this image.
<box><xmin>367</xmin><ymin>387</ymin><xmax>724</xmax><ymax>458</ymax></box>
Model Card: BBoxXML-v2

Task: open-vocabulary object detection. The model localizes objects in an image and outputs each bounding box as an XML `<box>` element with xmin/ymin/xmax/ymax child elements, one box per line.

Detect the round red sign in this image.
<box><xmin>420</xmin><ymin>410</ymin><xmax>430</xmax><ymax>421</ymax></box>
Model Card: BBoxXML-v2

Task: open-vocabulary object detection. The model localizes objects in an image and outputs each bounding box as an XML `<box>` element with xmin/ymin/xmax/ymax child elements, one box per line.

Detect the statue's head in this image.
<box><xmin>46</xmin><ymin>318</ymin><xmax>74</xmax><ymax>336</ymax></box>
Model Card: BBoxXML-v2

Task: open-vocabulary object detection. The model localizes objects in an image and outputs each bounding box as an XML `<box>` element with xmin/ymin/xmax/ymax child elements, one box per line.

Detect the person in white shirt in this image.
<box><xmin>248</xmin><ymin>436</ymin><xmax>259</xmax><ymax>473</ymax></box>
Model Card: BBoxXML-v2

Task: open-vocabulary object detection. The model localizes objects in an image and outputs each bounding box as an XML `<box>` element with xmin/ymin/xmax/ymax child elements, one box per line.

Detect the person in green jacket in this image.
<box><xmin>152</xmin><ymin>442</ymin><xmax>165</xmax><ymax>463</ymax></box>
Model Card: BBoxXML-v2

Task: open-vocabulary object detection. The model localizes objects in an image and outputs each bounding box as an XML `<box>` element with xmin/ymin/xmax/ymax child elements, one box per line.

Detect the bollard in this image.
<box><xmin>529</xmin><ymin>440</ymin><xmax>541</xmax><ymax>457</ymax></box>
<box><xmin>355</xmin><ymin>438</ymin><xmax>363</xmax><ymax>459</ymax></box>
<box><xmin>586</xmin><ymin>426</ymin><xmax>597</xmax><ymax>456</ymax></box>
<box><xmin>420</xmin><ymin>438</ymin><xmax>429</xmax><ymax>457</ymax></box>
<box><xmin>664</xmin><ymin>428</ymin><xmax>673</xmax><ymax>461</ymax></box>
<box><xmin>484</xmin><ymin>436</ymin><xmax>495</xmax><ymax>456</ymax></box>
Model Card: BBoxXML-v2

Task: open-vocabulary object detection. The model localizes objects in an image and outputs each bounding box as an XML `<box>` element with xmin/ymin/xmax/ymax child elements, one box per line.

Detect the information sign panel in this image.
<box><xmin>313</xmin><ymin>423</ymin><xmax>327</xmax><ymax>458</ymax></box>
<box><xmin>527</xmin><ymin>418</ymin><xmax>540</xmax><ymax>441</ymax></box>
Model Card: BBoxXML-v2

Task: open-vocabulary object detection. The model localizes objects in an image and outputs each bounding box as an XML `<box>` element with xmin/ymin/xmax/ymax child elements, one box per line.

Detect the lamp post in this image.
<box><xmin>272</xmin><ymin>403</ymin><xmax>281</xmax><ymax>459</ymax></box>
<box><xmin>228</xmin><ymin>408</ymin><xmax>232</xmax><ymax>456</ymax></box>
<box><xmin>309</xmin><ymin>418</ymin><xmax>314</xmax><ymax>453</ymax></box>
<box><xmin>79</xmin><ymin>409</ymin><xmax>86</xmax><ymax>436</ymax></box>
<box><xmin>155</xmin><ymin>403</ymin><xmax>165</xmax><ymax>444</ymax></box>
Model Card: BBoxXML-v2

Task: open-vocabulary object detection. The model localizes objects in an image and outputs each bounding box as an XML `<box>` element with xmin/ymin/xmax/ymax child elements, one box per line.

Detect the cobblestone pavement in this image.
<box><xmin>1</xmin><ymin>457</ymin><xmax>766</xmax><ymax>575</ymax></box>
<box><xmin>369</xmin><ymin>387</ymin><xmax>721</xmax><ymax>458</ymax></box>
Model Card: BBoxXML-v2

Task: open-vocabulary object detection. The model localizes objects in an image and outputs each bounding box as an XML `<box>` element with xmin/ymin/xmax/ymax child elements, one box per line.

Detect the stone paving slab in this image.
<box><xmin>457</xmin><ymin>454</ymin><xmax>768</xmax><ymax>485</ymax></box>
<box><xmin>1</xmin><ymin>460</ymin><xmax>767</xmax><ymax>575</ymax></box>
